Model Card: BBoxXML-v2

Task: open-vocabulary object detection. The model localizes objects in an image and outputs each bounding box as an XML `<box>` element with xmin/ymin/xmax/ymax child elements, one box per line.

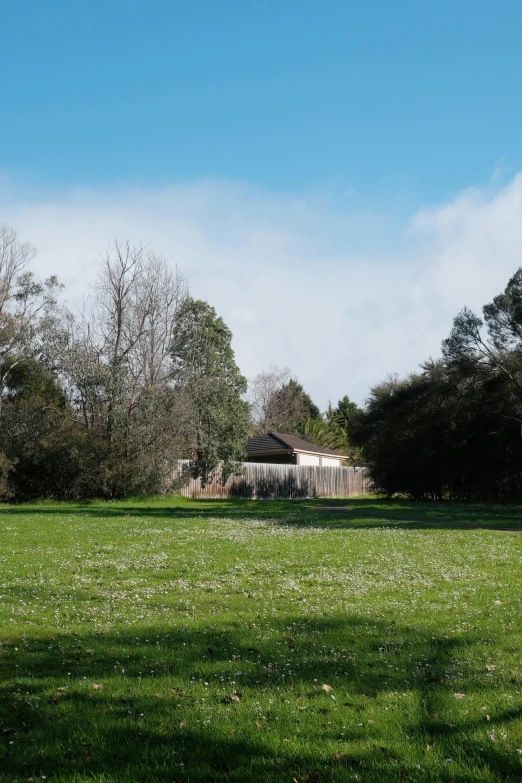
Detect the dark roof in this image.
<box><xmin>244</xmin><ymin>431</ymin><xmax>346</xmax><ymax>459</ymax></box>
<box><xmin>244</xmin><ymin>433</ymin><xmax>288</xmax><ymax>454</ymax></box>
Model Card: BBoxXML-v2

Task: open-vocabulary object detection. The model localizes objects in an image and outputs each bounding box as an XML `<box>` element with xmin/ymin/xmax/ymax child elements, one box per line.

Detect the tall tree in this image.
<box><xmin>250</xmin><ymin>366</ymin><xmax>320</xmax><ymax>434</ymax></box>
<box><xmin>55</xmin><ymin>240</ymin><xmax>189</xmax><ymax>497</ymax></box>
<box><xmin>249</xmin><ymin>363</ymin><xmax>292</xmax><ymax>431</ymax></box>
<box><xmin>334</xmin><ymin>395</ymin><xmax>360</xmax><ymax>433</ymax></box>
<box><xmin>330</xmin><ymin>395</ymin><xmax>363</xmax><ymax>463</ymax></box>
<box><xmin>443</xmin><ymin>268</ymin><xmax>522</xmax><ymax>408</ymax></box>
<box><xmin>352</xmin><ymin>359</ymin><xmax>522</xmax><ymax>501</ymax></box>
<box><xmin>0</xmin><ymin>224</ymin><xmax>60</xmax><ymax>418</ymax></box>
<box><xmin>170</xmin><ymin>298</ymin><xmax>251</xmax><ymax>484</ymax></box>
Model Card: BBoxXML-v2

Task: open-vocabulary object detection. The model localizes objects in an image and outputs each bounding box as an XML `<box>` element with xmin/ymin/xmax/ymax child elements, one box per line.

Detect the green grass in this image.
<box><xmin>1</xmin><ymin>495</ymin><xmax>522</xmax><ymax>782</ymax></box>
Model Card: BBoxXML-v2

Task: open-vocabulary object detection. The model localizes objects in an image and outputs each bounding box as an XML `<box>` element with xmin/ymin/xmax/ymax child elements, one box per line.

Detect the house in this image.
<box><xmin>244</xmin><ymin>432</ymin><xmax>346</xmax><ymax>467</ymax></box>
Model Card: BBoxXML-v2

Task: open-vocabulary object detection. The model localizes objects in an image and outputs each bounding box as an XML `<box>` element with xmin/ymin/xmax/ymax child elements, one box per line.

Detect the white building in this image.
<box><xmin>244</xmin><ymin>432</ymin><xmax>346</xmax><ymax>467</ymax></box>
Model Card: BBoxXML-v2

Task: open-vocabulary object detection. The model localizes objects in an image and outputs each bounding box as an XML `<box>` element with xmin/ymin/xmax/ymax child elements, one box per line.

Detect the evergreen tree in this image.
<box><xmin>334</xmin><ymin>395</ymin><xmax>360</xmax><ymax>434</ymax></box>
<box><xmin>170</xmin><ymin>298</ymin><xmax>251</xmax><ymax>484</ymax></box>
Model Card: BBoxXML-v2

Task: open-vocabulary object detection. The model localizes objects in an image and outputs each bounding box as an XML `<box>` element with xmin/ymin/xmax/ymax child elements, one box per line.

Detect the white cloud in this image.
<box><xmin>1</xmin><ymin>174</ymin><xmax>522</xmax><ymax>407</ymax></box>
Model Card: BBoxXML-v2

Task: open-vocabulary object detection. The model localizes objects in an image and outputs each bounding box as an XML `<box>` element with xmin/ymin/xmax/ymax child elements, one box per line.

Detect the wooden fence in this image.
<box><xmin>174</xmin><ymin>462</ymin><xmax>371</xmax><ymax>499</ymax></box>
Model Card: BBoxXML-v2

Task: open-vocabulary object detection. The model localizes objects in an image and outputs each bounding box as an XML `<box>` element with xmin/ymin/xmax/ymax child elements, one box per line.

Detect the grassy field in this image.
<box><xmin>1</xmin><ymin>496</ymin><xmax>522</xmax><ymax>782</ymax></box>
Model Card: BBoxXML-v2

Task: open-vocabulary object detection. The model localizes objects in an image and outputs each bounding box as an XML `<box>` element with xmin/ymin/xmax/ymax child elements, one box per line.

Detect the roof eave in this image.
<box><xmin>244</xmin><ymin>449</ymin><xmax>293</xmax><ymax>457</ymax></box>
<box><xmin>246</xmin><ymin>447</ymin><xmax>347</xmax><ymax>459</ymax></box>
<box><xmin>267</xmin><ymin>431</ymin><xmax>346</xmax><ymax>459</ymax></box>
<box><xmin>291</xmin><ymin>447</ymin><xmax>347</xmax><ymax>459</ymax></box>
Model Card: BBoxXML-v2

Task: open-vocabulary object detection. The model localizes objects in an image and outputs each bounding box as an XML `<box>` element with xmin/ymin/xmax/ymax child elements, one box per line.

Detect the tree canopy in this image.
<box><xmin>353</xmin><ymin>269</ymin><xmax>522</xmax><ymax>500</ymax></box>
<box><xmin>249</xmin><ymin>366</ymin><xmax>321</xmax><ymax>435</ymax></box>
<box><xmin>0</xmin><ymin>227</ymin><xmax>251</xmax><ymax>500</ymax></box>
<box><xmin>170</xmin><ymin>298</ymin><xmax>251</xmax><ymax>485</ymax></box>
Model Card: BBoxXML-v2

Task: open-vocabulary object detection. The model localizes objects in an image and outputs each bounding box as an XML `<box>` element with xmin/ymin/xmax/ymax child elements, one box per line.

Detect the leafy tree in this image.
<box><xmin>170</xmin><ymin>298</ymin><xmax>251</xmax><ymax>485</ymax></box>
<box><xmin>351</xmin><ymin>268</ymin><xmax>522</xmax><ymax>501</ymax></box>
<box><xmin>0</xmin><ymin>224</ymin><xmax>61</xmax><ymax>419</ymax></box>
<box><xmin>0</xmin><ymin>228</ymin><xmax>257</xmax><ymax>501</ymax></box>
<box><xmin>0</xmin><ymin>357</ymin><xmax>100</xmax><ymax>500</ymax></box>
<box><xmin>285</xmin><ymin>379</ymin><xmax>321</xmax><ymax>420</ymax></box>
<box><xmin>297</xmin><ymin>414</ymin><xmax>349</xmax><ymax>455</ymax></box>
<box><xmin>331</xmin><ymin>395</ymin><xmax>363</xmax><ymax>463</ymax></box>
<box><xmin>443</xmin><ymin>268</ymin><xmax>522</xmax><ymax>417</ymax></box>
<box><xmin>2</xmin><ymin>355</ymin><xmax>67</xmax><ymax>407</ymax></box>
<box><xmin>333</xmin><ymin>395</ymin><xmax>360</xmax><ymax>432</ymax></box>
<box><xmin>53</xmin><ymin>240</ymin><xmax>189</xmax><ymax>498</ymax></box>
<box><xmin>261</xmin><ymin>377</ymin><xmax>320</xmax><ymax>434</ymax></box>
<box><xmin>353</xmin><ymin>359</ymin><xmax>522</xmax><ymax>501</ymax></box>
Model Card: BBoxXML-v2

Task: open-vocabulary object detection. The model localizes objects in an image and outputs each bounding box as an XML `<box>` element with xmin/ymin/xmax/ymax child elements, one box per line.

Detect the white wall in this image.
<box><xmin>296</xmin><ymin>453</ymin><xmax>342</xmax><ymax>466</ymax></box>
<box><xmin>320</xmin><ymin>456</ymin><xmax>342</xmax><ymax>467</ymax></box>
<box><xmin>298</xmin><ymin>453</ymin><xmax>321</xmax><ymax>466</ymax></box>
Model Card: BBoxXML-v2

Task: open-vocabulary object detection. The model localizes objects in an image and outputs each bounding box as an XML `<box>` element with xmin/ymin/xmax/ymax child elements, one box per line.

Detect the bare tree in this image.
<box><xmin>0</xmin><ymin>224</ymin><xmax>35</xmax><ymax>312</ymax></box>
<box><xmin>0</xmin><ymin>224</ymin><xmax>60</xmax><ymax>417</ymax></box>
<box><xmin>56</xmin><ymin>240</ymin><xmax>190</xmax><ymax>496</ymax></box>
<box><xmin>249</xmin><ymin>363</ymin><xmax>291</xmax><ymax>431</ymax></box>
<box><xmin>130</xmin><ymin>253</ymin><xmax>188</xmax><ymax>389</ymax></box>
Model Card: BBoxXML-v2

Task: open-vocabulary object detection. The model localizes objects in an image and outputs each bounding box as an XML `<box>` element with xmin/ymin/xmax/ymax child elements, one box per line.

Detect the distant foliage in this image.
<box><xmin>8</xmin><ymin>218</ymin><xmax>522</xmax><ymax>503</ymax></box>
<box><xmin>0</xmin><ymin>227</ymin><xmax>250</xmax><ymax>500</ymax></box>
<box><xmin>354</xmin><ymin>269</ymin><xmax>522</xmax><ymax>501</ymax></box>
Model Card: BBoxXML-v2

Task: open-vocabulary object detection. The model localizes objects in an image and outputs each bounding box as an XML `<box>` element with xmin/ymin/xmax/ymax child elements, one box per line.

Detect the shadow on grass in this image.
<box><xmin>1</xmin><ymin>615</ymin><xmax>521</xmax><ymax>782</ymax></box>
<box><xmin>1</xmin><ymin>496</ymin><xmax>522</xmax><ymax>531</ymax></box>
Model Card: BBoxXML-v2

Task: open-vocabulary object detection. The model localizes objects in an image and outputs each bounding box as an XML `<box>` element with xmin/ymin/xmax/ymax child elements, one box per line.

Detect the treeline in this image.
<box><xmin>14</xmin><ymin>221</ymin><xmax>521</xmax><ymax>505</ymax></box>
<box><xmin>0</xmin><ymin>224</ymin><xmax>360</xmax><ymax>502</ymax></box>
<box><xmin>0</xmin><ymin>227</ymin><xmax>250</xmax><ymax>500</ymax></box>
<box><xmin>352</xmin><ymin>269</ymin><xmax>522</xmax><ymax>501</ymax></box>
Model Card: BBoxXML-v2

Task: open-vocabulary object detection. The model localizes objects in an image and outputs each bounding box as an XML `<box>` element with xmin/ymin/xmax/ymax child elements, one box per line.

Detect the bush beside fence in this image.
<box><xmin>174</xmin><ymin>462</ymin><xmax>370</xmax><ymax>499</ymax></box>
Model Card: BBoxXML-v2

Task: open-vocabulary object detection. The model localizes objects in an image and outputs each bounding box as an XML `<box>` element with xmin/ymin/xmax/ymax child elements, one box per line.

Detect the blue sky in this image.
<box><xmin>2</xmin><ymin>1</ymin><xmax>522</xmax><ymax>404</ymax></box>
<box><xmin>3</xmin><ymin>0</ymin><xmax>522</xmax><ymax>203</ymax></box>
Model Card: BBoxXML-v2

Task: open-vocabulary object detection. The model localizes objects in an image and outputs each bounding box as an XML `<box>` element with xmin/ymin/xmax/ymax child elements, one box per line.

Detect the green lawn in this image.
<box><xmin>1</xmin><ymin>496</ymin><xmax>522</xmax><ymax>782</ymax></box>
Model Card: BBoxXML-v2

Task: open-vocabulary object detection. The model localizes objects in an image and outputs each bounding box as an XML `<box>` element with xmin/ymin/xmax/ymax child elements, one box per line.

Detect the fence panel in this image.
<box><xmin>174</xmin><ymin>462</ymin><xmax>371</xmax><ymax>499</ymax></box>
